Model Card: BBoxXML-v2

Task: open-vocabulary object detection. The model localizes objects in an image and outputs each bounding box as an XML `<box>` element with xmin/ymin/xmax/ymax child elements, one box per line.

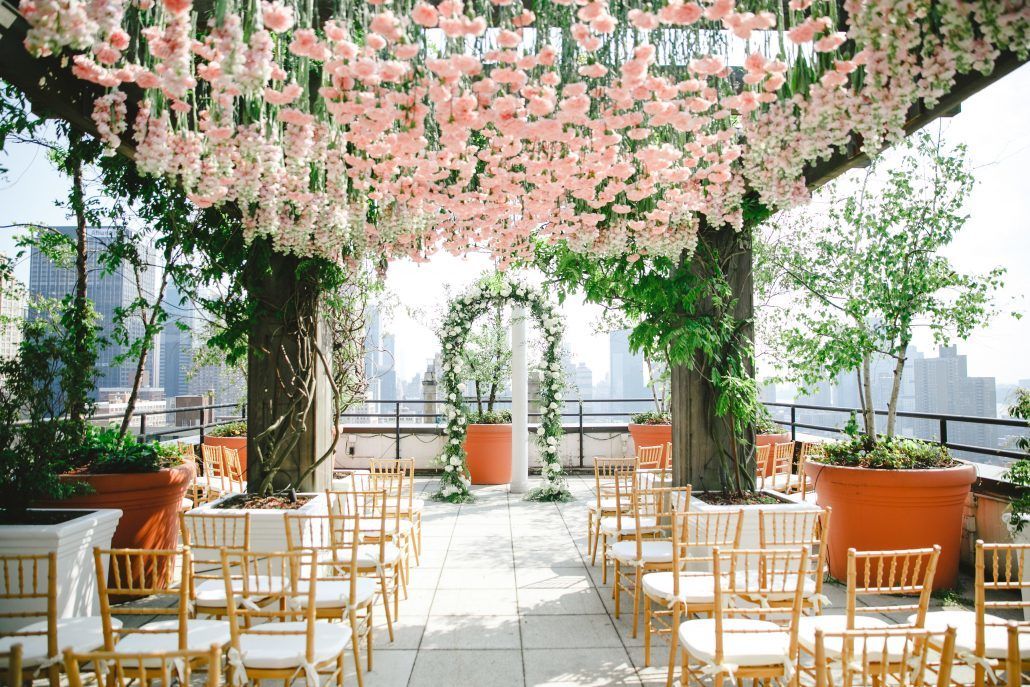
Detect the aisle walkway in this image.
<box><xmin>352</xmin><ymin>476</ymin><xmax>694</xmax><ymax>687</ymax></box>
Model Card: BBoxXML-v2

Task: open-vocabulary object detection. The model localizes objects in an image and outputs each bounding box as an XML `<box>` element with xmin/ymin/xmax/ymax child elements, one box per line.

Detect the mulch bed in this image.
<box><xmin>696</xmin><ymin>492</ymin><xmax>783</xmax><ymax>506</ymax></box>
<box><xmin>213</xmin><ymin>493</ymin><xmax>313</xmax><ymax>510</ymax></box>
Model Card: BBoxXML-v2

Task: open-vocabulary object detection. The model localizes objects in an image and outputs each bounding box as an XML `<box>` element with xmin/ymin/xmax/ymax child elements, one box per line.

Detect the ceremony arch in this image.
<box><xmin>435</xmin><ymin>277</ymin><xmax>570</xmax><ymax>503</ymax></box>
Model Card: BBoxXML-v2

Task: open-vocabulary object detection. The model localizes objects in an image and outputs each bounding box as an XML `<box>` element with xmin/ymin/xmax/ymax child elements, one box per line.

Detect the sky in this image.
<box><xmin>2</xmin><ymin>63</ymin><xmax>1029</xmax><ymax>387</ymax></box>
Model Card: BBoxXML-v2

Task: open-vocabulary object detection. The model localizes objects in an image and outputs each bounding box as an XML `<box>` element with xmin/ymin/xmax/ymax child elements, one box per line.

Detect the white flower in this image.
<box><xmin>536</xmin><ymin>426</ymin><xmax>545</xmax><ymax>436</ymax></box>
<box><xmin>546</xmin><ymin>436</ymin><xmax>557</xmax><ymax>445</ymax></box>
<box><xmin>450</xmin><ymin>438</ymin><xmax>460</xmax><ymax>445</ymax></box>
<box><xmin>450</xmin><ymin>455</ymin><xmax>462</xmax><ymax>467</ymax></box>
<box><xmin>444</xmin><ymin>464</ymin><xmax>454</xmax><ymax>472</ymax></box>
<box><xmin>549</xmin><ymin>402</ymin><xmax>559</xmax><ymax>409</ymax></box>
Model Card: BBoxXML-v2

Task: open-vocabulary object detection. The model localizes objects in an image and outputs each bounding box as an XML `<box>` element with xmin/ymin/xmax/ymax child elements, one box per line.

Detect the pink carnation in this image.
<box><xmin>411</xmin><ymin>2</ymin><xmax>438</xmax><ymax>28</ymax></box>
<box><xmin>262</xmin><ymin>1</ymin><xmax>294</xmax><ymax>33</ymax></box>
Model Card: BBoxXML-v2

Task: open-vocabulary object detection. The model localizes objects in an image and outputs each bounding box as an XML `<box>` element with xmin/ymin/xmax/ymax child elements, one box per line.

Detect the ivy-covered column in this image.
<box><xmin>246</xmin><ymin>246</ymin><xmax>336</xmax><ymax>494</ymax></box>
<box><xmin>670</xmin><ymin>227</ymin><xmax>757</xmax><ymax>492</ymax></box>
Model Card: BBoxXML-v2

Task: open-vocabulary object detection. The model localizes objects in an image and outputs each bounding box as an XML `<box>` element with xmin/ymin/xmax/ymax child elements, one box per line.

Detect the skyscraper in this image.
<box><xmin>364</xmin><ymin>303</ymin><xmax>382</xmax><ymax>401</ymax></box>
<box><xmin>29</xmin><ymin>226</ymin><xmax>160</xmax><ymax>396</ymax></box>
<box><xmin>380</xmin><ymin>333</ymin><xmax>398</xmax><ymax>400</ymax></box>
<box><xmin>0</xmin><ymin>272</ymin><xmax>26</xmax><ymax>360</ymax></box>
<box><xmin>914</xmin><ymin>345</ymin><xmax>997</xmax><ymax>452</ymax></box>
<box><xmin>609</xmin><ymin>328</ymin><xmax>650</xmax><ymax>412</ymax></box>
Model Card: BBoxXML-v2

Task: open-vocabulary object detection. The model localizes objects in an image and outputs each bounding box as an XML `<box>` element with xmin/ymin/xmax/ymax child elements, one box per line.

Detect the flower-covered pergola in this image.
<box><xmin>0</xmin><ymin>0</ymin><xmax>1026</xmax><ymax>491</ymax></box>
<box><xmin>9</xmin><ymin>0</ymin><xmax>1028</xmax><ymax>264</ymax></box>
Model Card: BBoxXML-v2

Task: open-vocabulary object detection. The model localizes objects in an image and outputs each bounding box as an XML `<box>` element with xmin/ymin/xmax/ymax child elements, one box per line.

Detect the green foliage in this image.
<box><xmin>1004</xmin><ymin>388</ymin><xmax>1030</xmax><ymax>532</ymax></box>
<box><xmin>758</xmin><ymin>131</ymin><xmax>1004</xmax><ymax>440</ymax></box>
<box><xmin>815</xmin><ymin>435</ymin><xmax>955</xmax><ymax>470</ymax></box>
<box><xmin>754</xmin><ymin>405</ymin><xmax>784</xmax><ymax>435</ymax></box>
<box><xmin>457</xmin><ymin>274</ymin><xmax>512</xmax><ymax>414</ymax></box>
<box><xmin>466</xmin><ymin>410</ymin><xmax>512</xmax><ymax>425</ymax></box>
<box><xmin>536</xmin><ymin>225</ymin><xmax>761</xmax><ymax>494</ymax></box>
<box><xmin>208</xmin><ymin>421</ymin><xmax>248</xmax><ymax>438</ymax></box>
<box><xmin>77</xmin><ymin>426</ymin><xmax>183</xmax><ymax>474</ymax></box>
<box><xmin>630</xmin><ymin>411</ymin><xmax>671</xmax><ymax>425</ymax></box>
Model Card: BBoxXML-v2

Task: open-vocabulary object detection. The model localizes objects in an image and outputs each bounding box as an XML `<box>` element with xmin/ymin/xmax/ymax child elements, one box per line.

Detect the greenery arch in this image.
<box><xmin>435</xmin><ymin>276</ymin><xmax>571</xmax><ymax>503</ymax></box>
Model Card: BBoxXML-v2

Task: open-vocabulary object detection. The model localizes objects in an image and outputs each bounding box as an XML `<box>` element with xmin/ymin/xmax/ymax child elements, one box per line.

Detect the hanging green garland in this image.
<box><xmin>435</xmin><ymin>275</ymin><xmax>571</xmax><ymax>503</ymax></box>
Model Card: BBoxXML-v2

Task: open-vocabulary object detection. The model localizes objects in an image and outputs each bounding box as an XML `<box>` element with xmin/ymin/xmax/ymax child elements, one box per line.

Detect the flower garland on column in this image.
<box><xmin>435</xmin><ymin>276</ymin><xmax>570</xmax><ymax>503</ymax></box>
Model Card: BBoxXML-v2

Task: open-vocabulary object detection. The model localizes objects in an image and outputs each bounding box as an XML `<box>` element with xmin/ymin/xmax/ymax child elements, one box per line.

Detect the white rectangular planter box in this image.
<box><xmin>188</xmin><ymin>493</ymin><xmax>327</xmax><ymax>554</ymax></box>
<box><xmin>0</xmin><ymin>508</ymin><xmax>121</xmax><ymax>632</ymax></box>
<box><xmin>690</xmin><ymin>493</ymin><xmax>822</xmax><ymax>550</ymax></box>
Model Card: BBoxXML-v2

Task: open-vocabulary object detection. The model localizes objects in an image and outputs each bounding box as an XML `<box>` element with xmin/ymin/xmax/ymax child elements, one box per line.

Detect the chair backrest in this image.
<box><xmin>592</xmin><ymin>458</ymin><xmax>635</xmax><ymax>514</ymax></box>
<box><xmin>180</xmin><ymin>511</ymin><xmax>250</xmax><ymax>588</ymax></box>
<box><xmin>977</xmin><ymin>540</ymin><xmax>1030</xmax><ymax>614</ymax></box>
<box><xmin>770</xmin><ymin>441</ymin><xmax>794</xmax><ymax>480</ymax></box>
<box><xmin>369</xmin><ymin>458</ymin><xmax>417</xmax><ymax>513</ymax></box>
<box><xmin>795</xmin><ymin>442</ymin><xmax>819</xmax><ymax>496</ymax></box>
<box><xmin>326</xmin><ymin>489</ymin><xmax>391</xmax><ymax>564</ymax></box>
<box><xmin>222</xmin><ymin>447</ymin><xmax>246</xmax><ymax>483</ymax></box>
<box><xmin>0</xmin><ymin>552</ymin><xmax>55</xmax><ymax>650</ymax></box>
<box><xmin>846</xmin><ymin>546</ymin><xmax>940</xmax><ymax>628</ymax></box>
<box><xmin>664</xmin><ymin>442</ymin><xmax>672</xmax><ymax>469</ymax></box>
<box><xmin>625</xmin><ymin>485</ymin><xmax>692</xmax><ymax>560</ymax></box>
<box><xmin>64</xmin><ymin>644</ymin><xmax>222</xmax><ymax>687</ymax></box>
<box><xmin>1007</xmin><ymin>622</ymin><xmax>1030</xmax><ymax>687</ymax></box>
<box><xmin>755</xmin><ymin>443</ymin><xmax>772</xmax><ymax>476</ymax></box>
<box><xmin>636</xmin><ymin>445</ymin><xmax>665</xmax><ymax>470</ymax></box>
<box><xmin>368</xmin><ymin>470</ymin><xmax>406</xmax><ymax>529</ymax></box>
<box><xmin>221</xmin><ymin>549</ymin><xmax>318</xmax><ymax>662</ymax></box>
<box><xmin>813</xmin><ymin>626</ymin><xmax>956</xmax><ymax>687</ymax></box>
<box><xmin>670</xmin><ymin>509</ymin><xmax>743</xmax><ymax>588</ymax></box>
<box><xmin>95</xmin><ymin>548</ymin><xmax>190</xmax><ymax>650</ymax></box>
<box><xmin>759</xmin><ymin>508</ymin><xmax>831</xmax><ymax>604</ymax></box>
<box><xmin>712</xmin><ymin>547</ymin><xmax>809</xmax><ymax>665</ymax></box>
<box><xmin>284</xmin><ymin>512</ymin><xmax>361</xmax><ymax>605</ymax></box>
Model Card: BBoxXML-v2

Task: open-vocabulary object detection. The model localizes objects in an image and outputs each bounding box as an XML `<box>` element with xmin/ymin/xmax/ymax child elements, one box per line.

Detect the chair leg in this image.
<box><xmin>588</xmin><ymin>513</ymin><xmax>597</xmax><ymax>564</ymax></box>
<box><xmin>613</xmin><ymin>561</ymin><xmax>621</xmax><ymax>618</ymax></box>
<box><xmin>366</xmin><ymin>609</ymin><xmax>374</xmax><ymax>672</ymax></box>
<box><xmin>350</xmin><ymin>624</ymin><xmax>364</xmax><ymax>687</ymax></box>
<box><xmin>338</xmin><ymin>652</ymin><xmax>346</xmax><ymax>687</ymax></box>
<box><xmin>379</xmin><ymin>573</ymin><xmax>395</xmax><ymax>642</ymax></box>
<box><xmin>601</xmin><ymin>535</ymin><xmax>609</xmax><ymax>584</ymax></box>
<box><xmin>631</xmin><ymin>567</ymin><xmax>642</xmax><ymax>638</ymax></box>
<box><xmin>666</xmin><ymin>604</ymin><xmax>681</xmax><ymax>687</ymax></box>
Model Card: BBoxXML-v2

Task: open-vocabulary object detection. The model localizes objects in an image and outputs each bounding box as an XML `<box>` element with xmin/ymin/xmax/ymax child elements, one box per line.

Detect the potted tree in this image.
<box><xmin>203</xmin><ymin>420</ymin><xmax>248</xmax><ymax>473</ymax></box>
<box><xmin>762</xmin><ymin>134</ymin><xmax>1000</xmax><ymax>590</ymax></box>
<box><xmin>460</xmin><ymin>300</ymin><xmax>514</xmax><ymax>485</ymax></box>
<box><xmin>628</xmin><ymin>411</ymin><xmax>672</xmax><ymax>466</ymax></box>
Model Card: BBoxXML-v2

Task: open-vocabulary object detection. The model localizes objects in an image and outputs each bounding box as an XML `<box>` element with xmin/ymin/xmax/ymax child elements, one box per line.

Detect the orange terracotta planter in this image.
<box><xmin>47</xmin><ymin>463</ymin><xmax>195</xmax><ymax>589</ymax></box>
<box><xmin>203</xmin><ymin>435</ymin><xmax>248</xmax><ymax>474</ymax></box>
<box><xmin>628</xmin><ymin>423</ymin><xmax>672</xmax><ymax>467</ymax></box>
<box><xmin>464</xmin><ymin>424</ymin><xmax>512</xmax><ymax>485</ymax></box>
<box><xmin>756</xmin><ymin>433</ymin><xmax>791</xmax><ymax>477</ymax></box>
<box><xmin>804</xmin><ymin>461</ymin><xmax>976</xmax><ymax>590</ymax></box>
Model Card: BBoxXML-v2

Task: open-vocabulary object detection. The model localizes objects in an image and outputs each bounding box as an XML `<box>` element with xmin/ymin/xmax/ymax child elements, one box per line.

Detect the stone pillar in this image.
<box><xmin>510</xmin><ymin>305</ymin><xmax>529</xmax><ymax>493</ymax></box>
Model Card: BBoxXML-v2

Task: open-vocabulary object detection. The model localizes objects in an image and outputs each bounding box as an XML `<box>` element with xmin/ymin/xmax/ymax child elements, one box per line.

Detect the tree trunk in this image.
<box><xmin>670</xmin><ymin>227</ymin><xmax>755</xmax><ymax>492</ymax></box>
<box><xmin>860</xmin><ymin>355</ymin><xmax>876</xmax><ymax>437</ymax></box>
<box><xmin>885</xmin><ymin>346</ymin><xmax>908</xmax><ymax>438</ymax></box>
<box><xmin>247</xmin><ymin>245</ymin><xmax>337</xmax><ymax>493</ymax></box>
<box><xmin>475</xmin><ymin>380</ymin><xmax>483</xmax><ymax>415</ymax></box>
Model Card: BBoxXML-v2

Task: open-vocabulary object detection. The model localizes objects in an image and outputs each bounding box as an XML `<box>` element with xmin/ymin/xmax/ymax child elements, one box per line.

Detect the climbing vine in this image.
<box><xmin>435</xmin><ymin>275</ymin><xmax>570</xmax><ymax>503</ymax></box>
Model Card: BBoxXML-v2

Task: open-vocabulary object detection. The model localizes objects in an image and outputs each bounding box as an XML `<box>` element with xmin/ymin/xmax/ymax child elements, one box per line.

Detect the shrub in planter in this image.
<box><xmin>628</xmin><ymin>411</ymin><xmax>672</xmax><ymax>467</ymax></box>
<box><xmin>805</xmin><ymin>434</ymin><xmax>975</xmax><ymax>590</ymax></box>
<box><xmin>1004</xmin><ymin>389</ymin><xmax>1030</xmax><ymax>534</ymax></box>
<box><xmin>204</xmin><ymin>420</ymin><xmax>248</xmax><ymax>473</ymax></box>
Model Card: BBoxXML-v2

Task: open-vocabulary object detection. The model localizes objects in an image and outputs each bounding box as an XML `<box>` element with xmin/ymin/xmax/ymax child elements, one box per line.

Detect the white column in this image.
<box><xmin>510</xmin><ymin>305</ymin><xmax>529</xmax><ymax>493</ymax></box>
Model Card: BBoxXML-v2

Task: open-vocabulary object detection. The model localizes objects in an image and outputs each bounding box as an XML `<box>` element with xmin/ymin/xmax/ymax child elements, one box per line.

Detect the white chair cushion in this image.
<box><xmin>586</xmin><ymin>498</ymin><xmax>624</xmax><ymax>513</ymax></box>
<box><xmin>679</xmin><ymin>618</ymin><xmax>791</xmax><ymax>667</ymax></box>
<box><xmin>600</xmin><ymin>515</ymin><xmax>658</xmax><ymax>535</ymax></box>
<box><xmin>736</xmin><ymin>572</ymin><xmax>817</xmax><ymax>601</ymax></box>
<box><xmin>181</xmin><ymin>497</ymin><xmax>194</xmax><ymax>510</ymax></box>
<box><xmin>410</xmin><ymin>498</ymin><xmax>425</xmax><ymax>513</ymax></box>
<box><xmin>798</xmin><ymin>615</ymin><xmax>892</xmax><ymax>655</ymax></box>
<box><xmin>916</xmin><ymin>610</ymin><xmax>1026</xmax><ymax>659</ymax></box>
<box><xmin>239</xmin><ymin>622</ymin><xmax>352</xmax><ymax>669</ymax></box>
<box><xmin>297</xmin><ymin>578</ymin><xmax>378</xmax><ymax>609</ymax></box>
<box><xmin>0</xmin><ymin>617</ymin><xmax>119</xmax><ymax>666</ymax></box>
<box><xmin>195</xmin><ymin>575</ymin><xmax>285</xmax><ymax>607</ymax></box>
<box><xmin>611</xmin><ymin>540</ymin><xmax>673</xmax><ymax>564</ymax></box>
<box><xmin>642</xmin><ymin>572</ymin><xmax>721</xmax><ymax>604</ymax></box>
<box><xmin>114</xmin><ymin>619</ymin><xmax>230</xmax><ymax>658</ymax></box>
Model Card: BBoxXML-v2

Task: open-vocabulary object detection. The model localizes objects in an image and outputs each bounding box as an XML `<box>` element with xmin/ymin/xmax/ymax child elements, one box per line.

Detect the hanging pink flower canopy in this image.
<box><xmin>18</xmin><ymin>0</ymin><xmax>1028</xmax><ymax>263</ymax></box>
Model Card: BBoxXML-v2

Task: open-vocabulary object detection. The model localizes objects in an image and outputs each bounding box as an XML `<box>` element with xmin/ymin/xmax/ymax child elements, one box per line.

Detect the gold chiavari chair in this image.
<box><xmin>794</xmin><ymin>442</ymin><xmax>820</xmax><ymax>497</ymax></box>
<box><xmin>636</xmin><ymin>445</ymin><xmax>665</xmax><ymax>470</ymax></box>
<box><xmin>610</xmin><ymin>485</ymin><xmax>693</xmax><ymax>638</ymax></box>
<box><xmin>179</xmin><ymin>512</ymin><xmax>256</xmax><ymax>619</ymax></box>
<box><xmin>640</xmin><ymin>509</ymin><xmax>743</xmax><ymax>681</ymax></box>
<box><xmin>918</xmin><ymin>541</ymin><xmax>1030</xmax><ymax>687</ymax></box>
<box><xmin>64</xmin><ymin>644</ymin><xmax>222</xmax><ymax>687</ymax></box>
<box><xmin>755</xmin><ymin>443</ymin><xmax>772</xmax><ymax>485</ymax></box>
<box><xmin>284</xmin><ymin>512</ymin><xmax>376</xmax><ymax>687</ymax></box>
<box><xmin>369</xmin><ymin>458</ymin><xmax>423</xmax><ymax>564</ymax></box>
<box><xmin>197</xmin><ymin>444</ymin><xmax>243</xmax><ymax>500</ymax></box>
<box><xmin>813</xmin><ymin>626</ymin><xmax>957</xmax><ymax>687</ymax></box>
<box><xmin>0</xmin><ymin>552</ymin><xmax>112</xmax><ymax>687</ymax></box>
<box><xmin>177</xmin><ymin>442</ymin><xmax>200</xmax><ymax>510</ymax></box>
<box><xmin>326</xmin><ymin>489</ymin><xmax>403</xmax><ymax>627</ymax></box>
<box><xmin>797</xmin><ymin>546</ymin><xmax>941</xmax><ymax>678</ymax></box>
<box><xmin>363</xmin><ymin>471</ymin><xmax>413</xmax><ymax>600</ymax></box>
<box><xmin>664</xmin><ymin>442</ymin><xmax>672</xmax><ymax>469</ymax></box>
<box><xmin>588</xmin><ymin>458</ymin><xmax>636</xmax><ymax>571</ymax></box>
<box><xmin>756</xmin><ymin>507</ymin><xmax>832</xmax><ymax>615</ymax></box>
<box><xmin>94</xmin><ymin>548</ymin><xmax>230</xmax><ymax>675</ymax></box>
<box><xmin>220</xmin><ymin>549</ymin><xmax>350</xmax><ymax>687</ymax></box>
<box><xmin>675</xmin><ymin>546</ymin><xmax>810</xmax><ymax>687</ymax></box>
<box><xmin>1006</xmin><ymin>622</ymin><xmax>1030</xmax><ymax>687</ymax></box>
<box><xmin>1</xmin><ymin>643</ymin><xmax>23</xmax><ymax>687</ymax></box>
<box><xmin>764</xmin><ymin>441</ymin><xmax>796</xmax><ymax>492</ymax></box>
<box><xmin>598</xmin><ymin>466</ymin><xmax>653</xmax><ymax>585</ymax></box>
